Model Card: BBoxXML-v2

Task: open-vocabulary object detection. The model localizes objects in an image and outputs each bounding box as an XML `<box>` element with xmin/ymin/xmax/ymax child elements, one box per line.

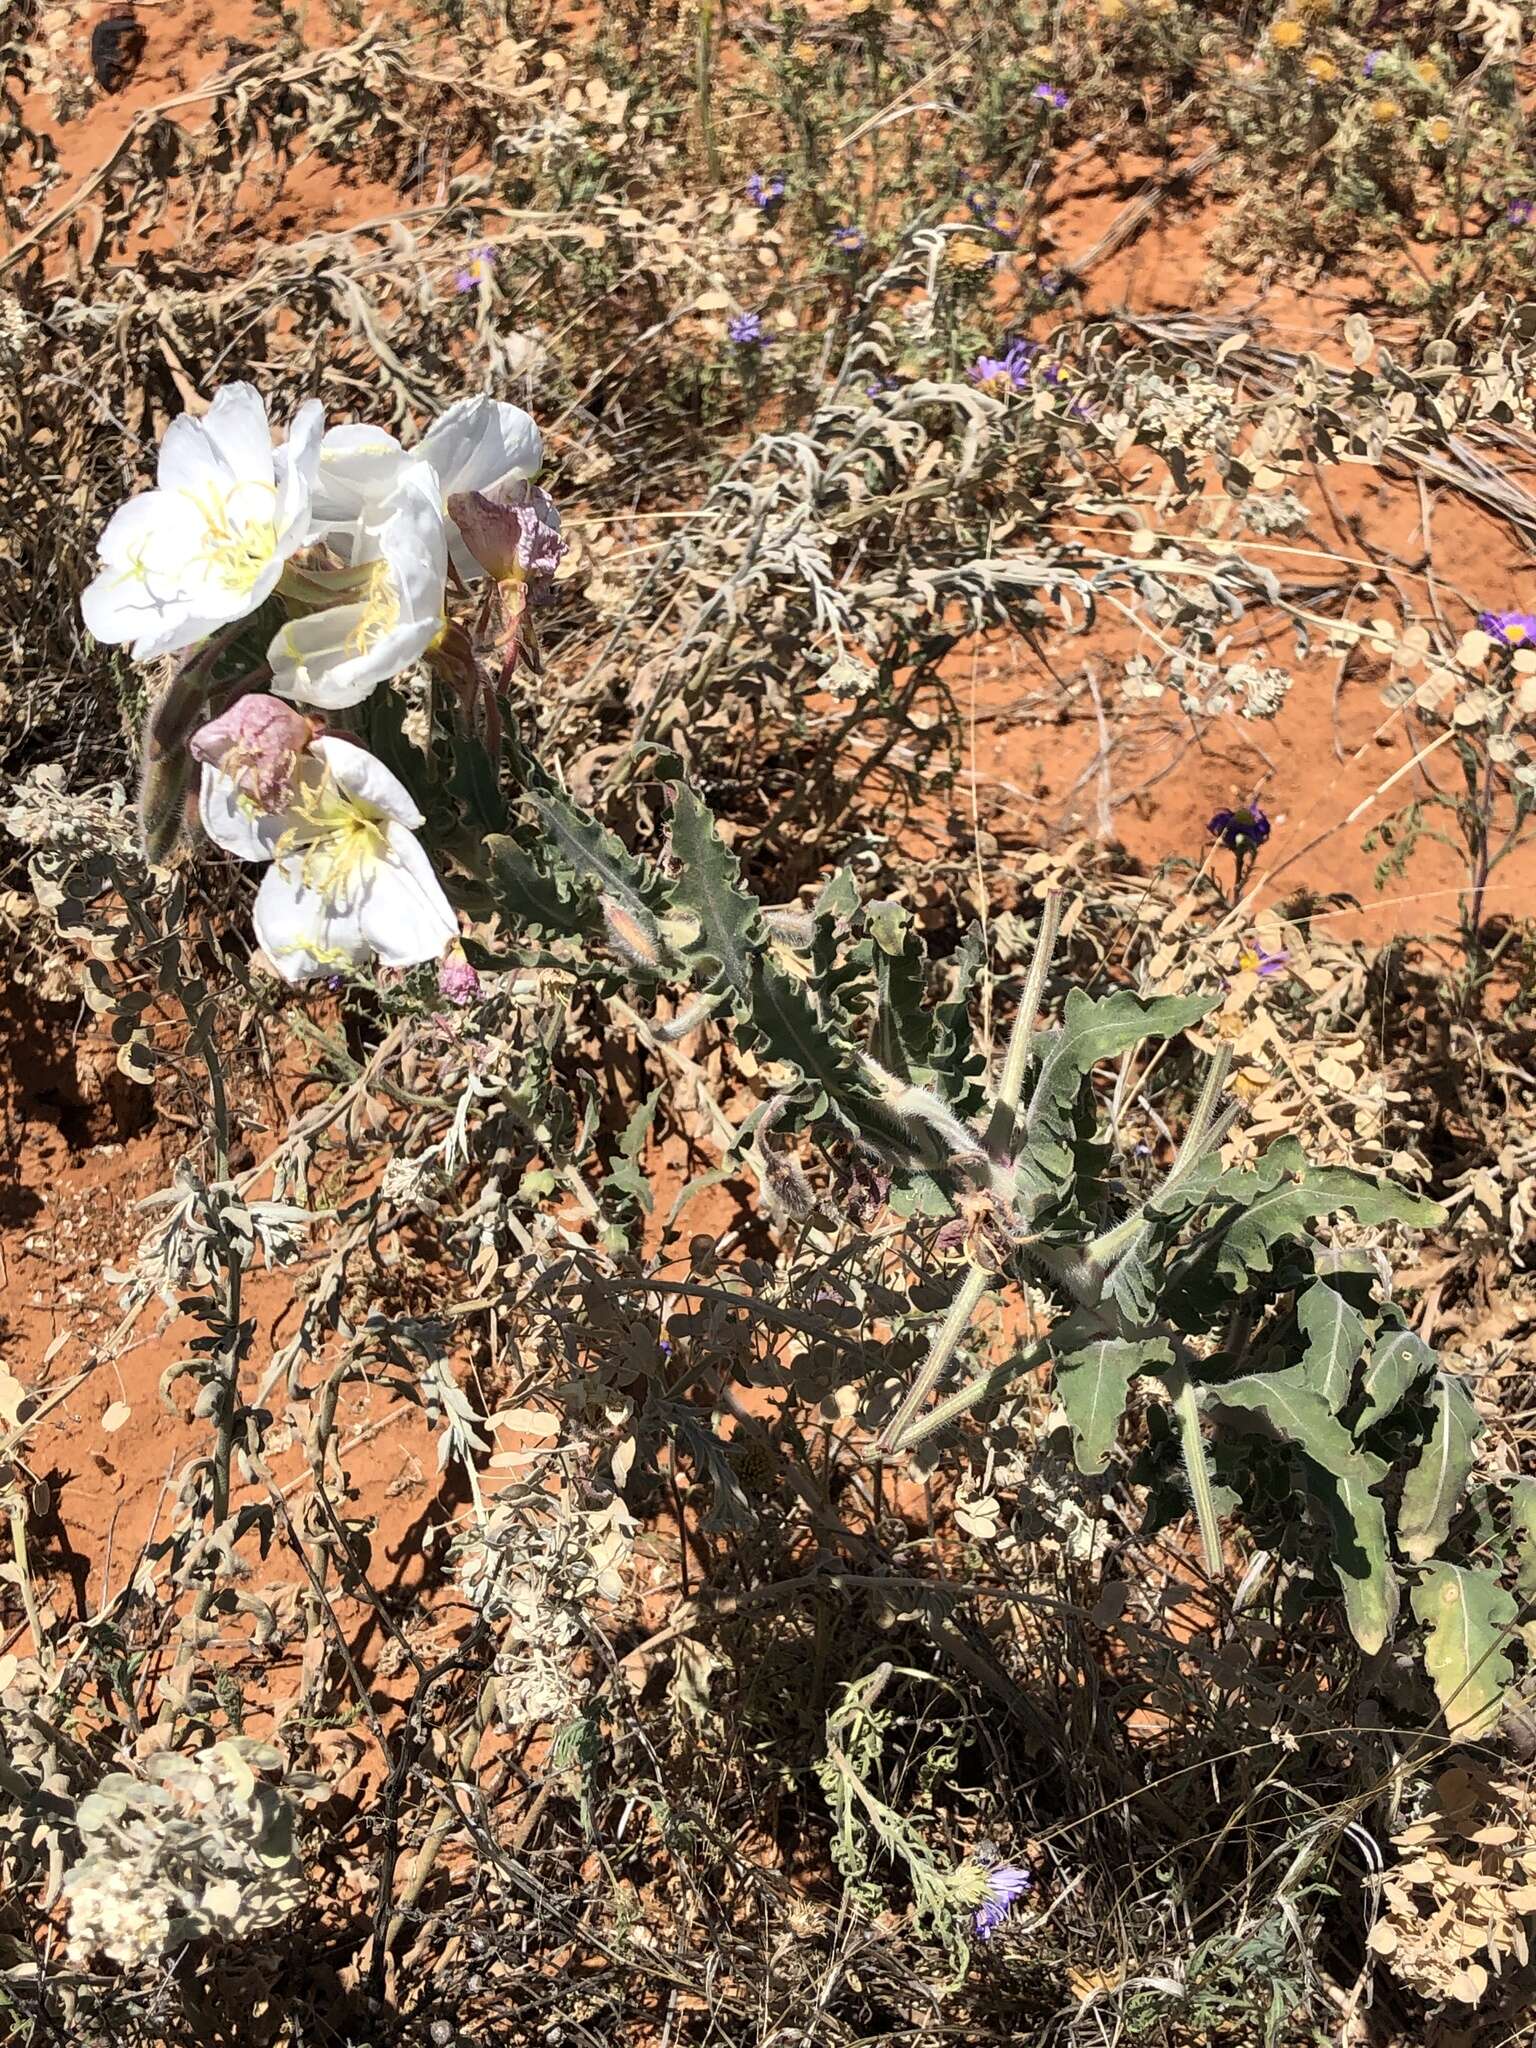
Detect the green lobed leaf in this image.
<box><xmin>1016</xmin><ymin>988</ymin><xmax>1215</xmax><ymax>1196</ymax></box>
<box><xmin>1410</xmin><ymin>1562</ymin><xmax>1518</xmax><ymax>1737</ymax></box>
<box><xmin>1509</xmin><ymin>1477</ymin><xmax>1536</xmax><ymax>1599</ymax></box>
<box><xmin>1198</xmin><ymin>1365</ymin><xmax>1388</xmax><ymax>1486</ymax></box>
<box><xmin>1397</xmin><ymin>1373</ymin><xmax>1483</xmax><ymax>1564</ymax></box>
<box><xmin>1355</xmin><ymin>1323</ymin><xmax>1438</xmax><ymax>1437</ymax></box>
<box><xmin>1055</xmin><ymin>1333</ymin><xmax>1173</xmax><ymax>1475</ymax></box>
<box><xmin>1311</xmin><ymin>1466</ymin><xmax>1399</xmax><ymax>1654</ymax></box>
<box><xmin>1295</xmin><ymin>1278</ymin><xmax>1370</xmax><ymax>1412</ymax></box>
<box><xmin>486</xmin><ymin>833</ymin><xmax>597</xmax><ymax>939</ymax></box>
<box><xmin>531</xmin><ymin>785</ymin><xmax>670</xmax><ymax>929</ymax></box>
<box><xmin>1172</xmin><ymin>1138</ymin><xmax>1444</xmax><ymax>1300</ymax></box>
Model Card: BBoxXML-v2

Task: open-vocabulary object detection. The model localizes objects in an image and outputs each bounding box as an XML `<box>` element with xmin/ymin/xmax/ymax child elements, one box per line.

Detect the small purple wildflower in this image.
<box><xmin>1209</xmin><ymin>803</ymin><xmax>1272</xmax><ymax>855</ymax></box>
<box><xmin>1032</xmin><ymin>83</ymin><xmax>1069</xmax><ymax>111</ymax></box>
<box><xmin>1509</xmin><ymin>198</ymin><xmax>1536</xmax><ymax>226</ymax></box>
<box><xmin>973</xmin><ymin>1864</ymin><xmax>1033</xmax><ymax>1941</ymax></box>
<box><xmin>866</xmin><ymin>374</ymin><xmax>900</xmax><ymax>399</ymax></box>
<box><xmin>1039</xmin><ymin>268</ymin><xmax>1065</xmax><ymax>298</ymax></box>
<box><xmin>1479</xmin><ymin>610</ymin><xmax>1536</xmax><ymax>648</ymax></box>
<box><xmin>1239</xmin><ymin>944</ymin><xmax>1289</xmax><ymax>978</ymax></box>
<box><xmin>727</xmin><ymin>312</ymin><xmax>768</xmax><ymax>346</ymax></box>
<box><xmin>454</xmin><ymin>245</ymin><xmax>494</xmax><ymax>293</ymax></box>
<box><xmin>968</xmin><ymin>337</ymin><xmax>1039</xmax><ymax>392</ymax></box>
<box><xmin>830</xmin><ymin>223</ymin><xmax>866</xmax><ymax>253</ymax></box>
<box><xmin>746</xmin><ymin>172</ymin><xmax>786</xmax><ymax>208</ymax></box>
<box><xmin>1364</xmin><ymin>51</ymin><xmax>1385</xmax><ymax>77</ymax></box>
<box><xmin>966</xmin><ymin>185</ymin><xmax>1001</xmax><ymax>224</ymax></box>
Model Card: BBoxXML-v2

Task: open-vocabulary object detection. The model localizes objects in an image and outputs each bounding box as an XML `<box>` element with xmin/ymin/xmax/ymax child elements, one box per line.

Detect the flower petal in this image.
<box><xmin>199</xmin><ymin>382</ymin><xmax>276</xmax><ymax>491</ymax></box>
<box><xmin>357</xmin><ymin>823</ymin><xmax>458</xmax><ymax>967</ymax></box>
<box><xmin>416</xmin><ymin>396</ymin><xmax>542</xmax><ymax>498</ymax></box>
<box><xmin>198</xmin><ymin>764</ymin><xmax>283</xmax><ymax>862</ymax></box>
<box><xmin>309</xmin><ymin>736</ymin><xmax>427</xmax><ymax>829</ymax></box>
<box><xmin>309</xmin><ymin>422</ymin><xmax>406</xmax><ymax>552</ymax></box>
<box><xmin>274</xmin><ymin>398</ymin><xmax>325</xmax><ymax>548</ymax></box>
<box><xmin>253</xmin><ymin>859</ymin><xmax>366</xmax><ymax>984</ymax></box>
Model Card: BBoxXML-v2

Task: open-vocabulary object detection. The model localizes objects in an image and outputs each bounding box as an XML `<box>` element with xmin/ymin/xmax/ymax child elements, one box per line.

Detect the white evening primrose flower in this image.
<box><xmin>81</xmin><ymin>383</ymin><xmax>323</xmax><ymax>660</ymax></box>
<box><xmin>198</xmin><ymin>728</ymin><xmax>457</xmax><ymax>984</ymax></box>
<box><xmin>269</xmin><ymin>462</ymin><xmax>448</xmax><ymax>709</ymax></box>
<box><xmin>305</xmin><ymin>396</ymin><xmax>542</xmax><ymax>580</ymax></box>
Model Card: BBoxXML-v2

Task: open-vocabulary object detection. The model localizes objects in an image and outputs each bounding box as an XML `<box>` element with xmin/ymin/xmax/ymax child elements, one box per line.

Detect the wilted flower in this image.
<box><xmin>969</xmin><ymin>1862</ymin><xmax>1033</xmax><ymax>1941</ymax></box>
<box><xmin>447</xmin><ymin>477</ymin><xmax>564</xmax><ymax>594</ymax></box>
<box><xmin>271</xmin><ymin>463</ymin><xmax>447</xmax><ymax>709</ymax></box>
<box><xmin>190</xmin><ymin>694</ymin><xmax>315</xmax><ymax>810</ymax></box>
<box><xmin>947</xmin><ymin>235</ymin><xmax>996</xmax><ymax>270</ymax></box>
<box><xmin>199</xmin><ymin>733</ymin><xmax>457</xmax><ymax>984</ymax></box>
<box><xmin>727</xmin><ymin>311</ymin><xmax>769</xmax><ymax>346</ymax></box>
<box><xmin>454</xmin><ymin>245</ymin><xmax>495</xmax><ymax>293</ymax></box>
<box><xmin>1209</xmin><ymin>803</ymin><xmax>1271</xmax><ymax>854</ymax></box>
<box><xmin>81</xmin><ymin>383</ymin><xmax>323</xmax><ymax>661</ymax></box>
<box><xmin>437</xmin><ymin>942</ymin><xmax>481</xmax><ymax>1005</ymax></box>
<box><xmin>830</xmin><ymin>223</ymin><xmax>866</xmax><ymax>253</ymax></box>
<box><xmin>746</xmin><ymin>171</ymin><xmax>786</xmax><ymax>208</ymax></box>
<box><xmin>1031</xmin><ymin>83</ymin><xmax>1069</xmax><ymax>110</ymax></box>
<box><xmin>1478</xmin><ymin>611</ymin><xmax>1536</xmax><ymax>648</ymax></box>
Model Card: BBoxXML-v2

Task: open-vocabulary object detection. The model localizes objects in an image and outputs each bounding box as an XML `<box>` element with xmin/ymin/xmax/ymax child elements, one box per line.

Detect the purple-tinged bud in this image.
<box><xmin>437</xmin><ymin>942</ymin><xmax>480</xmax><ymax>1006</ymax></box>
<box><xmin>446</xmin><ymin>479</ymin><xmax>564</xmax><ymax>595</ymax></box>
<box><xmin>190</xmin><ymin>694</ymin><xmax>316</xmax><ymax>811</ymax></box>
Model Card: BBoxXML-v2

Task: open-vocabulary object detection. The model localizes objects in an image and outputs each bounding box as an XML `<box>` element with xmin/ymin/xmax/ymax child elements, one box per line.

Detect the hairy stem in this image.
<box><xmin>984</xmin><ymin>888</ymin><xmax>1064</xmax><ymax>1159</ymax></box>
<box><xmin>879</xmin><ymin>1260</ymin><xmax>994</xmax><ymax>1453</ymax></box>
<box><xmin>1171</xmin><ymin>1373</ymin><xmax>1224</xmax><ymax>1579</ymax></box>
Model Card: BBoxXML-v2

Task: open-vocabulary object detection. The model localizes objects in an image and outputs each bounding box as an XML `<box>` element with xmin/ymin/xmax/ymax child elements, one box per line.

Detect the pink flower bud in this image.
<box><xmin>437</xmin><ymin>943</ymin><xmax>480</xmax><ymax>1006</ymax></box>
<box><xmin>190</xmin><ymin>694</ymin><xmax>316</xmax><ymax>811</ymax></box>
<box><xmin>447</xmin><ymin>479</ymin><xmax>564</xmax><ymax>593</ymax></box>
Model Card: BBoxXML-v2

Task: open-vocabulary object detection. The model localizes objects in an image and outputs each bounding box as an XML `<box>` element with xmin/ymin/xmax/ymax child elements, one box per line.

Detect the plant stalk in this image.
<box><xmin>879</xmin><ymin>1260</ymin><xmax>993</xmax><ymax>1453</ymax></box>
<box><xmin>984</xmin><ymin>888</ymin><xmax>1064</xmax><ymax>1159</ymax></box>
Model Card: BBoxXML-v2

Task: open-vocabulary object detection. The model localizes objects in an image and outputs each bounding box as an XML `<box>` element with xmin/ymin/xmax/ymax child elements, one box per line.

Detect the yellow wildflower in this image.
<box><xmin>1099</xmin><ymin>0</ymin><xmax>1126</xmax><ymax>18</ymax></box>
<box><xmin>1425</xmin><ymin>115</ymin><xmax>1452</xmax><ymax>146</ymax></box>
<box><xmin>790</xmin><ymin>38</ymin><xmax>818</xmax><ymax>64</ymax></box>
<box><xmin>1414</xmin><ymin>58</ymin><xmax>1441</xmax><ymax>87</ymax></box>
<box><xmin>1370</xmin><ymin>95</ymin><xmax>1402</xmax><ymax>124</ymax></box>
<box><xmin>1306</xmin><ymin>54</ymin><xmax>1337</xmax><ymax>83</ymax></box>
<box><xmin>1269</xmin><ymin>18</ymin><xmax>1306</xmax><ymax>49</ymax></box>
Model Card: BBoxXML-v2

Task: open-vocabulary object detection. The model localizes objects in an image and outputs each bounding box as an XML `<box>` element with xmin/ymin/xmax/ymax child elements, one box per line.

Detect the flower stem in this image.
<box><xmin>1171</xmin><ymin>1372</ymin><xmax>1224</xmax><ymax>1578</ymax></box>
<box><xmin>879</xmin><ymin>1260</ymin><xmax>993</xmax><ymax>1453</ymax></box>
<box><xmin>983</xmin><ymin>888</ymin><xmax>1064</xmax><ymax>1160</ymax></box>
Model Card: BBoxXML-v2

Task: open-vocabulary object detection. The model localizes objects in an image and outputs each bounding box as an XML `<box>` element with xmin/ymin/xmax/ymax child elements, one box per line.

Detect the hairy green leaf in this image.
<box><xmin>1411</xmin><ymin>1562</ymin><xmax>1517</xmax><ymax>1737</ymax></box>
<box><xmin>1017</xmin><ymin>989</ymin><xmax>1214</xmax><ymax>1195</ymax></box>
<box><xmin>1056</xmin><ymin>1334</ymin><xmax>1172</xmax><ymax>1474</ymax></box>
<box><xmin>1295</xmin><ymin>1279</ymin><xmax>1370</xmax><ymax>1411</ymax></box>
<box><xmin>1199</xmin><ymin>1366</ymin><xmax>1387</xmax><ymax>1485</ymax></box>
<box><xmin>1397</xmin><ymin>1373</ymin><xmax>1483</xmax><ymax>1563</ymax></box>
<box><xmin>1511</xmin><ymin>1477</ymin><xmax>1536</xmax><ymax>1599</ymax></box>
<box><xmin>486</xmin><ymin>833</ymin><xmax>596</xmax><ymax>939</ymax></box>
<box><xmin>1173</xmin><ymin>1139</ymin><xmax>1443</xmax><ymax>1299</ymax></box>
<box><xmin>1355</xmin><ymin>1324</ymin><xmax>1437</xmax><ymax>1437</ymax></box>
<box><xmin>1311</xmin><ymin>1467</ymin><xmax>1399</xmax><ymax>1654</ymax></box>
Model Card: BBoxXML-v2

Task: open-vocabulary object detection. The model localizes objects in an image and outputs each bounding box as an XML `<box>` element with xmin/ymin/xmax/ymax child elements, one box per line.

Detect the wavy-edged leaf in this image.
<box><xmin>1411</xmin><ymin>1562</ymin><xmax>1517</xmax><ymax>1737</ymax></box>
<box><xmin>487</xmin><ymin>833</ymin><xmax>596</xmax><ymax>939</ymax></box>
<box><xmin>1397</xmin><ymin>1373</ymin><xmax>1483</xmax><ymax>1563</ymax></box>
<box><xmin>1199</xmin><ymin>1366</ymin><xmax>1387</xmax><ymax>1485</ymax></box>
<box><xmin>928</xmin><ymin>926</ymin><xmax>986</xmax><ymax>1113</ymax></box>
<box><xmin>1173</xmin><ymin>1138</ymin><xmax>1444</xmax><ymax>1299</ymax></box>
<box><xmin>531</xmin><ymin>785</ymin><xmax>669</xmax><ymax>928</ymax></box>
<box><xmin>1509</xmin><ymin>1477</ymin><xmax>1536</xmax><ymax>1598</ymax></box>
<box><xmin>1017</xmin><ymin>989</ymin><xmax>1214</xmax><ymax>1195</ymax></box>
<box><xmin>668</xmin><ymin>787</ymin><xmax>911</xmax><ymax>1156</ymax></box>
<box><xmin>1056</xmin><ymin>1333</ymin><xmax>1172</xmax><ymax>1475</ymax></box>
<box><xmin>1311</xmin><ymin>1466</ymin><xmax>1399</xmax><ymax>1654</ymax></box>
<box><xmin>1296</xmin><ymin>1278</ymin><xmax>1370</xmax><ymax>1411</ymax></box>
<box><xmin>1355</xmin><ymin>1324</ymin><xmax>1437</xmax><ymax>1437</ymax></box>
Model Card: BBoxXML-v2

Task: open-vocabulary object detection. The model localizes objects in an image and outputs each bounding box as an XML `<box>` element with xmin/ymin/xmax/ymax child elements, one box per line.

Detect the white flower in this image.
<box><xmin>306</xmin><ymin>395</ymin><xmax>542</xmax><ymax>582</ymax></box>
<box><xmin>269</xmin><ymin>463</ymin><xmax>447</xmax><ymax>709</ymax></box>
<box><xmin>81</xmin><ymin>384</ymin><xmax>323</xmax><ymax>661</ymax></box>
<box><xmin>199</xmin><ymin>731</ymin><xmax>457</xmax><ymax>984</ymax></box>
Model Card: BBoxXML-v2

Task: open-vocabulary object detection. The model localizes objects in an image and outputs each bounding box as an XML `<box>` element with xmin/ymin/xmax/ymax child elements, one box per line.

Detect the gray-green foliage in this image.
<box><xmin>491</xmin><ymin>767</ymin><xmax>1515</xmax><ymax>1721</ymax></box>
